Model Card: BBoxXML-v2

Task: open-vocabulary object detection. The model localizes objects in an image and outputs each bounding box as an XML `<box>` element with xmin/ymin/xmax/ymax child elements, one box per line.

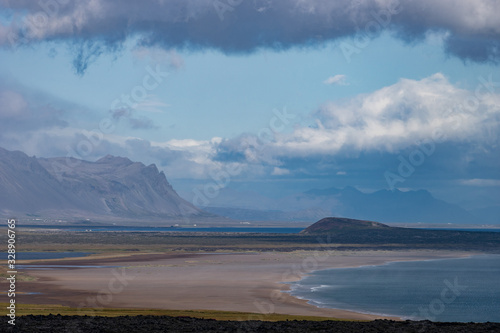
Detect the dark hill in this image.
<box><xmin>301</xmin><ymin>217</ymin><xmax>390</xmax><ymax>234</ymax></box>
<box><xmin>300</xmin><ymin>217</ymin><xmax>500</xmax><ymax>250</ymax></box>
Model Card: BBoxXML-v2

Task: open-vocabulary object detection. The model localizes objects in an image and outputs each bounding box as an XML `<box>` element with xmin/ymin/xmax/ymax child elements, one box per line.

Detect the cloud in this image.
<box><xmin>133</xmin><ymin>95</ymin><xmax>170</xmax><ymax>113</ymax></box>
<box><xmin>324</xmin><ymin>74</ymin><xmax>347</xmax><ymax>86</ymax></box>
<box><xmin>271</xmin><ymin>73</ymin><xmax>500</xmax><ymax>157</ymax></box>
<box><xmin>0</xmin><ymin>90</ymin><xmax>28</xmax><ymax>118</ymax></box>
<box><xmin>272</xmin><ymin>167</ymin><xmax>290</xmax><ymax>176</ymax></box>
<box><xmin>3</xmin><ymin>72</ymin><xmax>498</xmax><ymax>184</ymax></box>
<box><xmin>0</xmin><ymin>82</ymin><xmax>228</xmax><ymax>180</ymax></box>
<box><xmin>214</xmin><ymin>73</ymin><xmax>500</xmax><ymax>170</ymax></box>
<box><xmin>1</xmin><ymin>0</ymin><xmax>499</xmax><ymax>74</ymax></box>
<box><xmin>109</xmin><ymin>104</ymin><xmax>160</xmax><ymax>130</ymax></box>
<box><xmin>128</xmin><ymin>117</ymin><xmax>157</xmax><ymax>130</ymax></box>
<box><xmin>0</xmin><ymin>84</ymin><xmax>69</xmax><ymax>134</ymax></box>
<box><xmin>132</xmin><ymin>46</ymin><xmax>185</xmax><ymax>69</ymax></box>
<box><xmin>459</xmin><ymin>179</ymin><xmax>500</xmax><ymax>187</ymax></box>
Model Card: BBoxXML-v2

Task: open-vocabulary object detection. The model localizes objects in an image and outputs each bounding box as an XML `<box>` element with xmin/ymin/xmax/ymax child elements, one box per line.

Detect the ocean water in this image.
<box><xmin>13</xmin><ymin>225</ymin><xmax>500</xmax><ymax>233</ymax></box>
<box><xmin>16</xmin><ymin>225</ymin><xmax>305</xmax><ymax>233</ymax></box>
<box><xmin>288</xmin><ymin>255</ymin><xmax>500</xmax><ymax>322</ymax></box>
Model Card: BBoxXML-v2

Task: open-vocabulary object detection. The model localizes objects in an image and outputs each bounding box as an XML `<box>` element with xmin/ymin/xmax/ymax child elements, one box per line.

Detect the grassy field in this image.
<box><xmin>0</xmin><ymin>303</ymin><xmax>353</xmax><ymax>321</ymax></box>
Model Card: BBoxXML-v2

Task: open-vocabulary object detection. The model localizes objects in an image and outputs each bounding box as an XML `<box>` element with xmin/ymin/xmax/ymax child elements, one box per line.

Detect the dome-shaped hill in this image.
<box><xmin>300</xmin><ymin>217</ymin><xmax>390</xmax><ymax>234</ymax></box>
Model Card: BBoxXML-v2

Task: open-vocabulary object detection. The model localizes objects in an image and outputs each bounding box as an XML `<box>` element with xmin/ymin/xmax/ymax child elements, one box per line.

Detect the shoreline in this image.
<box><xmin>284</xmin><ymin>252</ymin><xmax>490</xmax><ymax>321</ymax></box>
<box><xmin>14</xmin><ymin>250</ymin><xmax>478</xmax><ymax>321</ymax></box>
<box><xmin>277</xmin><ymin>251</ymin><xmax>477</xmax><ymax>320</ymax></box>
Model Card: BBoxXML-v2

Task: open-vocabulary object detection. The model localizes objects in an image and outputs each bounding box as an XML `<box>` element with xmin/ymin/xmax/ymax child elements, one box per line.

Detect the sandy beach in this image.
<box><xmin>16</xmin><ymin>250</ymin><xmax>473</xmax><ymax>320</ymax></box>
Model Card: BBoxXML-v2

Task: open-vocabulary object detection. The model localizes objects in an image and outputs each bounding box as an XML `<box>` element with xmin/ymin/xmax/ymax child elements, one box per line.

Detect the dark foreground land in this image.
<box><xmin>3</xmin><ymin>315</ymin><xmax>500</xmax><ymax>333</ymax></box>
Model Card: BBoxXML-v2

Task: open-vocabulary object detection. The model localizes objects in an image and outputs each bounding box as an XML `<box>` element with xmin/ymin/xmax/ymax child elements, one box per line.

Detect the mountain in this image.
<box><xmin>296</xmin><ymin>186</ymin><xmax>478</xmax><ymax>224</ymax></box>
<box><xmin>300</xmin><ymin>217</ymin><xmax>390</xmax><ymax>234</ymax></box>
<box><xmin>200</xmin><ymin>186</ymin><xmax>480</xmax><ymax>224</ymax></box>
<box><xmin>0</xmin><ymin>147</ymin><xmax>81</xmax><ymax>214</ymax></box>
<box><xmin>469</xmin><ymin>206</ymin><xmax>500</xmax><ymax>224</ymax></box>
<box><xmin>0</xmin><ymin>147</ymin><xmax>206</xmax><ymax>221</ymax></box>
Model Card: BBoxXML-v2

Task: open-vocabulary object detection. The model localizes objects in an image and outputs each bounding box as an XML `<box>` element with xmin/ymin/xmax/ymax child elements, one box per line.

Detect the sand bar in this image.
<box><xmin>15</xmin><ymin>250</ymin><xmax>474</xmax><ymax>320</ymax></box>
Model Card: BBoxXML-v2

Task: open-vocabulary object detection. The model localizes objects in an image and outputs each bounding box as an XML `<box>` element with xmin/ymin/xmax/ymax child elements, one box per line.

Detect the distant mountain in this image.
<box><xmin>295</xmin><ymin>186</ymin><xmax>478</xmax><ymax>224</ymax></box>
<box><xmin>0</xmin><ymin>147</ymin><xmax>207</xmax><ymax>221</ymax></box>
<box><xmin>469</xmin><ymin>206</ymin><xmax>500</xmax><ymax>224</ymax></box>
<box><xmin>300</xmin><ymin>217</ymin><xmax>390</xmax><ymax>234</ymax></box>
<box><xmin>203</xmin><ymin>206</ymin><xmax>330</xmax><ymax>222</ymax></box>
<box><xmin>202</xmin><ymin>186</ymin><xmax>481</xmax><ymax>224</ymax></box>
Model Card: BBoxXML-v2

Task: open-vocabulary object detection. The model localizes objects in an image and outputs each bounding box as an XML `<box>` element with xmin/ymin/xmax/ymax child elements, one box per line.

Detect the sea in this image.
<box><xmin>12</xmin><ymin>225</ymin><xmax>500</xmax><ymax>233</ymax></box>
<box><xmin>287</xmin><ymin>254</ymin><xmax>500</xmax><ymax>322</ymax></box>
<box><xmin>15</xmin><ymin>225</ymin><xmax>306</xmax><ymax>233</ymax></box>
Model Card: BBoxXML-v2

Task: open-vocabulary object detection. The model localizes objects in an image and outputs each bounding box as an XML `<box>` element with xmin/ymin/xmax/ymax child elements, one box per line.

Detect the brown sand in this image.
<box><xmin>14</xmin><ymin>250</ymin><xmax>473</xmax><ymax>320</ymax></box>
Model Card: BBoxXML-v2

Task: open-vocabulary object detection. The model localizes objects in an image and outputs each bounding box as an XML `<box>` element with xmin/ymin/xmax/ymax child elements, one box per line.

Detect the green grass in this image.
<box><xmin>2</xmin><ymin>303</ymin><xmax>354</xmax><ymax>322</ymax></box>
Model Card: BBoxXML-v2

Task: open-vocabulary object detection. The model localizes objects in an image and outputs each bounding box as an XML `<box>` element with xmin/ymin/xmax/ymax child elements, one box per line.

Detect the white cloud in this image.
<box><xmin>269</xmin><ymin>73</ymin><xmax>500</xmax><ymax>157</ymax></box>
<box><xmin>323</xmin><ymin>74</ymin><xmax>347</xmax><ymax>86</ymax></box>
<box><xmin>133</xmin><ymin>94</ymin><xmax>170</xmax><ymax>113</ymax></box>
<box><xmin>459</xmin><ymin>179</ymin><xmax>500</xmax><ymax>187</ymax></box>
<box><xmin>272</xmin><ymin>167</ymin><xmax>290</xmax><ymax>175</ymax></box>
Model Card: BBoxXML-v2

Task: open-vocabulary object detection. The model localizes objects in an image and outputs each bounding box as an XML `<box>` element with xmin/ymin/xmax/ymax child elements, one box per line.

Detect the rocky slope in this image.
<box><xmin>0</xmin><ymin>147</ymin><xmax>205</xmax><ymax>220</ymax></box>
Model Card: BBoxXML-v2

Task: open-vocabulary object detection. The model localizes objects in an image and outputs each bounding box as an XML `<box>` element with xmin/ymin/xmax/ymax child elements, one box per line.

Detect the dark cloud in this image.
<box><xmin>1</xmin><ymin>0</ymin><xmax>499</xmax><ymax>74</ymax></box>
<box><xmin>71</xmin><ymin>40</ymin><xmax>107</xmax><ymax>76</ymax></box>
<box><xmin>445</xmin><ymin>35</ymin><xmax>500</xmax><ymax>64</ymax></box>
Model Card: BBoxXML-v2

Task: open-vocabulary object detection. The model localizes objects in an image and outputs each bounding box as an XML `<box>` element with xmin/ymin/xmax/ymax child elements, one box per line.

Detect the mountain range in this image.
<box><xmin>1</xmin><ymin>146</ymin><xmax>497</xmax><ymax>225</ymax></box>
<box><xmin>203</xmin><ymin>186</ymin><xmax>493</xmax><ymax>224</ymax></box>
<box><xmin>0</xmin><ymin>147</ymin><xmax>206</xmax><ymax>221</ymax></box>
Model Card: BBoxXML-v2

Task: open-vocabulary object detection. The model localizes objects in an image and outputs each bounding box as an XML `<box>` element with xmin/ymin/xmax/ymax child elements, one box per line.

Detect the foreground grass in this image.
<box><xmin>1</xmin><ymin>303</ymin><xmax>353</xmax><ymax>322</ymax></box>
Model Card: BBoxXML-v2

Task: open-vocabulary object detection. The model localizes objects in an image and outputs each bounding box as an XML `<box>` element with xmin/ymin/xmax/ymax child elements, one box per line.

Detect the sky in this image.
<box><xmin>0</xmin><ymin>0</ymin><xmax>499</xmax><ymax>210</ymax></box>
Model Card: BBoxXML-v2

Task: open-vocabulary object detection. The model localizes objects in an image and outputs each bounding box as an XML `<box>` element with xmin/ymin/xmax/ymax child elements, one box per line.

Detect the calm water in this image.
<box><xmin>13</xmin><ymin>225</ymin><xmax>500</xmax><ymax>233</ymax></box>
<box><xmin>17</xmin><ymin>225</ymin><xmax>305</xmax><ymax>233</ymax></box>
<box><xmin>288</xmin><ymin>255</ymin><xmax>500</xmax><ymax>322</ymax></box>
<box><xmin>421</xmin><ymin>228</ymin><xmax>500</xmax><ymax>233</ymax></box>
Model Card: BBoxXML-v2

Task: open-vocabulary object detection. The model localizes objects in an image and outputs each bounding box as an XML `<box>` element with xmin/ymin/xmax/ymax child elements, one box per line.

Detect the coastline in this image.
<box><xmin>15</xmin><ymin>250</ymin><xmax>477</xmax><ymax>321</ymax></box>
<box><xmin>285</xmin><ymin>252</ymin><xmax>491</xmax><ymax>321</ymax></box>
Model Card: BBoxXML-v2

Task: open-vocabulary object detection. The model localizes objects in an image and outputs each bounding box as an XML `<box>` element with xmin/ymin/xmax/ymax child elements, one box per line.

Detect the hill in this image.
<box><xmin>300</xmin><ymin>217</ymin><xmax>390</xmax><ymax>234</ymax></box>
<box><xmin>299</xmin><ymin>217</ymin><xmax>500</xmax><ymax>248</ymax></box>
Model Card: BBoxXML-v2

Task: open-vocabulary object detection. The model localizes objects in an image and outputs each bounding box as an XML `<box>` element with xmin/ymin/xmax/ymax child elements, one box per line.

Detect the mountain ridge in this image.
<box><xmin>201</xmin><ymin>185</ymin><xmax>481</xmax><ymax>224</ymax></box>
<box><xmin>0</xmin><ymin>147</ymin><xmax>207</xmax><ymax>221</ymax></box>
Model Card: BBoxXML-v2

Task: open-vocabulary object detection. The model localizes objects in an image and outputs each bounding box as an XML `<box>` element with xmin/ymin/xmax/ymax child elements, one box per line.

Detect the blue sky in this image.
<box><xmin>0</xmin><ymin>0</ymin><xmax>499</xmax><ymax>211</ymax></box>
